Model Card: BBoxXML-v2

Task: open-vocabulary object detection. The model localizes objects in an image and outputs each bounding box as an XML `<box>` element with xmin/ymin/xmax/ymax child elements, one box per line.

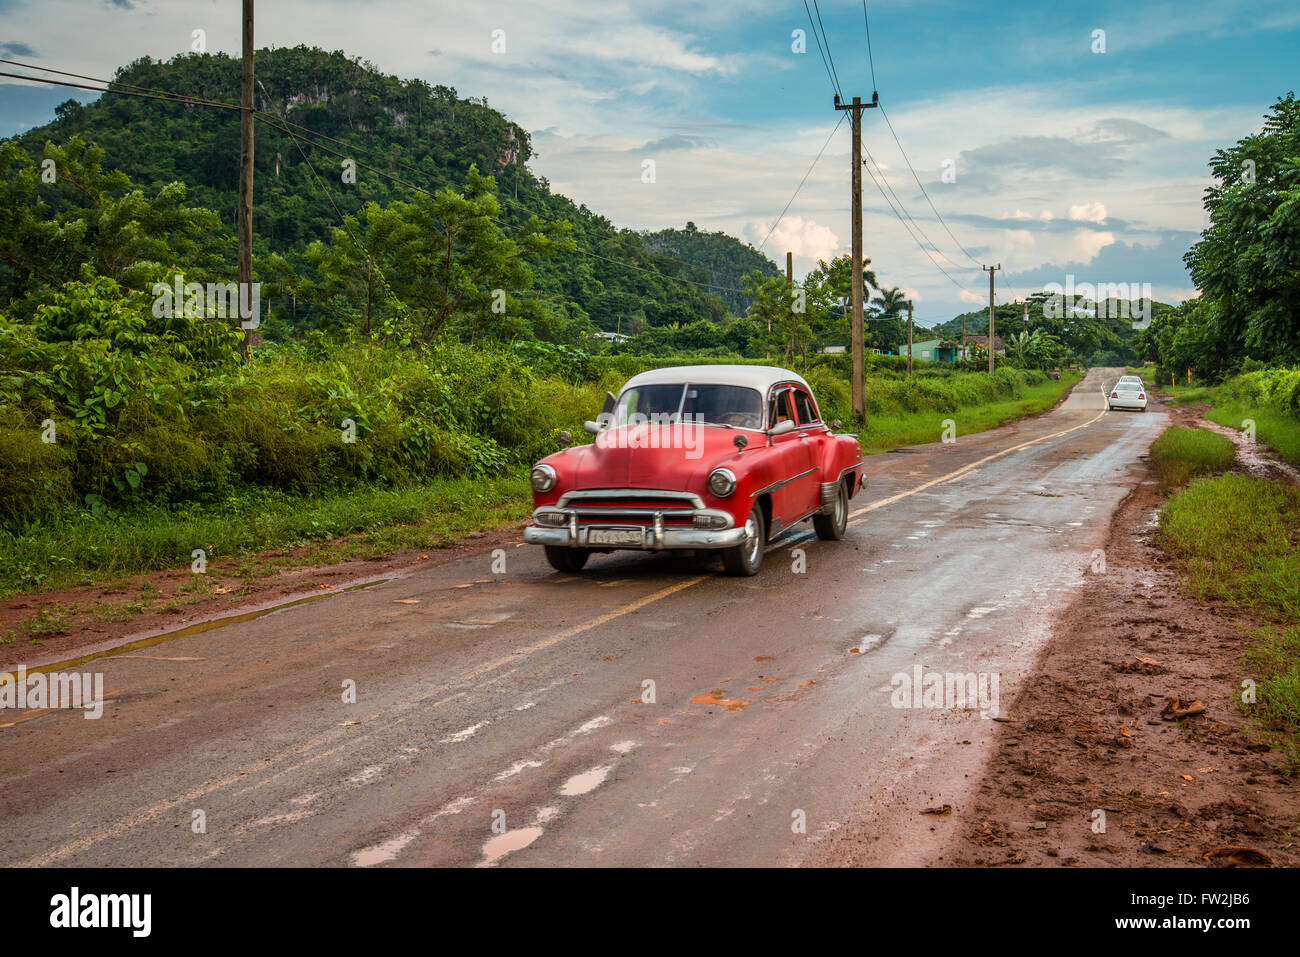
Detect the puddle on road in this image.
<box><xmin>560</xmin><ymin>764</ymin><xmax>612</xmax><ymax>796</ymax></box>
<box><xmin>353</xmin><ymin>833</ymin><xmax>416</xmax><ymax>867</ymax></box>
<box><xmin>480</xmin><ymin>826</ymin><xmax>544</xmax><ymax>866</ymax></box>
<box><xmin>23</xmin><ymin>578</ymin><xmax>390</xmax><ymax>677</ymax></box>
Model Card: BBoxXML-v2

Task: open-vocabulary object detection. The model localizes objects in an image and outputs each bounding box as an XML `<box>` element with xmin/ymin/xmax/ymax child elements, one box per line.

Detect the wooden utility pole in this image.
<box><xmin>835</xmin><ymin>93</ymin><xmax>879</xmax><ymax>422</ymax></box>
<box><xmin>238</xmin><ymin>0</ymin><xmax>255</xmax><ymax>364</ymax></box>
<box><xmin>983</xmin><ymin>263</ymin><xmax>1000</xmax><ymax>374</ymax></box>
<box><xmin>904</xmin><ymin>300</ymin><xmax>915</xmax><ymax>374</ymax></box>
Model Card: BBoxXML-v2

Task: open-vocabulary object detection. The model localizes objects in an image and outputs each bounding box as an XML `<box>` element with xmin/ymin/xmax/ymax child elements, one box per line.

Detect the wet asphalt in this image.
<box><xmin>0</xmin><ymin>368</ymin><xmax>1167</xmax><ymax>867</ymax></box>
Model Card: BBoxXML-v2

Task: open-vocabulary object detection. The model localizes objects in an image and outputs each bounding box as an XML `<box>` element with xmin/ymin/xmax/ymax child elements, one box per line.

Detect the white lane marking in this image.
<box><xmin>440</xmin><ymin>721</ymin><xmax>489</xmax><ymax>744</ymax></box>
<box><xmin>496</xmin><ymin>759</ymin><xmax>544</xmax><ymax>782</ymax></box>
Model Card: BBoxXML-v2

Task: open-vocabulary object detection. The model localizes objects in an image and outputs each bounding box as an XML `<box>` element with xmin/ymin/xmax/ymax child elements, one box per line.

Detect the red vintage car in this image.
<box><xmin>523</xmin><ymin>365</ymin><xmax>865</xmax><ymax>575</ymax></box>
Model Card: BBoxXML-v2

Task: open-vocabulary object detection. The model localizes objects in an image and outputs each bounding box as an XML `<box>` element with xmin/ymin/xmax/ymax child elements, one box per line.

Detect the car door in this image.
<box><xmin>789</xmin><ymin>386</ymin><xmax>827</xmax><ymax>514</ymax></box>
<box><xmin>766</xmin><ymin>385</ymin><xmax>816</xmax><ymax>529</ymax></box>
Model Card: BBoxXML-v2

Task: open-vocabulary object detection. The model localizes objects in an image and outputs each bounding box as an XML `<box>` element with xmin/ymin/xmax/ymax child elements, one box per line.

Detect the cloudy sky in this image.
<box><xmin>1</xmin><ymin>0</ymin><xmax>1296</xmax><ymax>323</ymax></box>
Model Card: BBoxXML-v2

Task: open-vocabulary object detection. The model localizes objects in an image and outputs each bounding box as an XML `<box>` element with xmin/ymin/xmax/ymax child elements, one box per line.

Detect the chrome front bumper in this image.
<box><xmin>524</xmin><ymin>524</ymin><xmax>749</xmax><ymax>549</ymax></box>
<box><xmin>524</xmin><ymin>497</ymin><xmax>746</xmax><ymax>550</ymax></box>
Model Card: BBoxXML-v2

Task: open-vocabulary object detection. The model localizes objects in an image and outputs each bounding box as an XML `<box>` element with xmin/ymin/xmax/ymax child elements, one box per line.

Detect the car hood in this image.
<box><xmin>560</xmin><ymin>424</ymin><xmax>752</xmax><ymax>491</ymax></box>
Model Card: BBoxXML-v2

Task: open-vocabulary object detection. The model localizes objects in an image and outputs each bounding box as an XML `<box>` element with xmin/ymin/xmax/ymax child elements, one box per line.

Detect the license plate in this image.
<box><xmin>588</xmin><ymin>528</ymin><xmax>644</xmax><ymax>546</ymax></box>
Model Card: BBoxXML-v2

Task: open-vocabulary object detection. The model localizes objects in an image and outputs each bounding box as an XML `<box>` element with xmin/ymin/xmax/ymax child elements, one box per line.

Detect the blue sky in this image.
<box><xmin>1</xmin><ymin>0</ymin><xmax>1296</xmax><ymax>324</ymax></box>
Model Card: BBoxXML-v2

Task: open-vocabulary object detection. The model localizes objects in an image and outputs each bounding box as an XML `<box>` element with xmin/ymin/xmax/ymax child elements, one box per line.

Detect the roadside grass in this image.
<box><xmin>1126</xmin><ymin>364</ymin><xmax>1157</xmax><ymax>382</ymax></box>
<box><xmin>1203</xmin><ymin>401</ymin><xmax>1300</xmax><ymax>467</ymax></box>
<box><xmin>1158</xmin><ymin>473</ymin><xmax>1300</xmax><ymax>768</ymax></box>
<box><xmin>0</xmin><ymin>476</ymin><xmax>530</xmax><ymax>598</ymax></box>
<box><xmin>1160</xmin><ymin>385</ymin><xmax>1216</xmax><ymax>407</ymax></box>
<box><xmin>1244</xmin><ymin>625</ymin><xmax>1300</xmax><ymax>768</ymax></box>
<box><xmin>1147</xmin><ymin>426</ymin><xmax>1236</xmax><ymax>492</ymax></box>
<box><xmin>858</xmin><ymin>372</ymin><xmax>1081</xmax><ymax>453</ymax></box>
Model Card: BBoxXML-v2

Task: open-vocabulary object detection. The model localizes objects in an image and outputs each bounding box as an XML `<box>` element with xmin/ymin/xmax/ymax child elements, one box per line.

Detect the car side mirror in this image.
<box><xmin>583</xmin><ymin>420</ymin><xmax>602</xmax><ymax>435</ymax></box>
<box><xmin>556</xmin><ymin>430</ymin><xmax>572</xmax><ymax>449</ymax></box>
<box><xmin>829</xmin><ymin>419</ymin><xmax>842</xmax><ymax>432</ymax></box>
<box><xmin>768</xmin><ymin>420</ymin><xmax>796</xmax><ymax>437</ymax></box>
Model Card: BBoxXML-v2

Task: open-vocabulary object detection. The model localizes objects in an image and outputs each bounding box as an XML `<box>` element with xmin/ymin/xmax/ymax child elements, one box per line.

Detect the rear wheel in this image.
<box><xmin>721</xmin><ymin>503</ymin><xmax>765</xmax><ymax>576</ymax></box>
<box><xmin>813</xmin><ymin>481</ymin><xmax>849</xmax><ymax>541</ymax></box>
<box><xmin>544</xmin><ymin>546</ymin><xmax>590</xmax><ymax>573</ymax></box>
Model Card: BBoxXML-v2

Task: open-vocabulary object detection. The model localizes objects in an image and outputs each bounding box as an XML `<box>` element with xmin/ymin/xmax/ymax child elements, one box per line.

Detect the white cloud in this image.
<box><xmin>1068</xmin><ymin>229</ymin><xmax>1116</xmax><ymax>263</ymax></box>
<box><xmin>1068</xmin><ymin>202</ymin><xmax>1108</xmax><ymax>223</ymax></box>
<box><xmin>749</xmin><ymin>216</ymin><xmax>838</xmax><ymax>264</ymax></box>
<box><xmin>959</xmin><ymin>289</ymin><xmax>985</xmax><ymax>305</ymax></box>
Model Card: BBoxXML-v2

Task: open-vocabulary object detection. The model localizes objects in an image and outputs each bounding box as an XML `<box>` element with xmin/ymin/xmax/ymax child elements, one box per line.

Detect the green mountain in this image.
<box><xmin>640</xmin><ymin>223</ymin><xmax>780</xmax><ymax>315</ymax></box>
<box><xmin>10</xmin><ymin>46</ymin><xmax>766</xmax><ymax>337</ymax></box>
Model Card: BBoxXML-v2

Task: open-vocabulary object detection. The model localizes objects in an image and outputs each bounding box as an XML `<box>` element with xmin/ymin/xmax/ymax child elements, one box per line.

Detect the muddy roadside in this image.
<box><xmin>946</xmin><ymin>402</ymin><xmax>1298</xmax><ymax>867</ymax></box>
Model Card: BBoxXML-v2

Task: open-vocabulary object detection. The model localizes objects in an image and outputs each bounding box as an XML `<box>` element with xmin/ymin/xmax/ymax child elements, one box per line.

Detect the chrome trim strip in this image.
<box><xmin>750</xmin><ymin>466</ymin><xmax>819</xmax><ymax>499</ymax></box>
<box><xmin>557</xmin><ymin>488</ymin><xmax>705</xmax><ymax>508</ymax></box>
<box><xmin>533</xmin><ymin>506</ymin><xmax>733</xmax><ymax>527</ymax></box>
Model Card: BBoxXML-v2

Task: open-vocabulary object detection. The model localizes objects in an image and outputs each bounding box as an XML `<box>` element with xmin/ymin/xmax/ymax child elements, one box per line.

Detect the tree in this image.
<box><xmin>744</xmin><ymin>270</ymin><xmax>815</xmax><ymax>363</ymax></box>
<box><xmin>1184</xmin><ymin>92</ymin><xmax>1300</xmax><ymax>369</ymax></box>
<box><xmin>387</xmin><ymin>166</ymin><xmax>573</xmax><ymax>342</ymax></box>
<box><xmin>301</xmin><ymin>202</ymin><xmax>411</xmax><ymax>335</ymax></box>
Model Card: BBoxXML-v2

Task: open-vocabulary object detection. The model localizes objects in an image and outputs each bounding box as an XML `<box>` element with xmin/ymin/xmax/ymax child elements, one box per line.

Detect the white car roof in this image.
<box><xmin>621</xmin><ymin>364</ymin><xmax>810</xmax><ymax>394</ymax></box>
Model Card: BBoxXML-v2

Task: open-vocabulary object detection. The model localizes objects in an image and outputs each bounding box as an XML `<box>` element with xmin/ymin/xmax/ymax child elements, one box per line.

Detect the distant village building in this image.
<box><xmin>592</xmin><ymin>330</ymin><xmax>631</xmax><ymax>344</ymax></box>
<box><xmin>897</xmin><ymin>338</ymin><xmax>973</xmax><ymax>363</ymax></box>
<box><xmin>965</xmin><ymin>334</ymin><xmax>1006</xmax><ymax>356</ymax></box>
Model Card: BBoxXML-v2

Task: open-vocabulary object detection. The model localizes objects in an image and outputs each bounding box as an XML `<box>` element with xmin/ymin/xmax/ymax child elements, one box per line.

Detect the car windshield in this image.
<box><xmin>615</xmin><ymin>383</ymin><xmax>764</xmax><ymax>429</ymax></box>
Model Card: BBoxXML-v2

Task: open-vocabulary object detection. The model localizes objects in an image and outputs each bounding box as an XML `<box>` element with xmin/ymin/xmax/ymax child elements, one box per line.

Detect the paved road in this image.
<box><xmin>0</xmin><ymin>368</ymin><xmax>1166</xmax><ymax>867</ymax></box>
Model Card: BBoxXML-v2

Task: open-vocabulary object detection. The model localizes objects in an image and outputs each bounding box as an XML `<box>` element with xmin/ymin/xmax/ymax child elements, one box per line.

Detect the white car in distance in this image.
<box><xmin>1108</xmin><ymin>375</ymin><xmax>1148</xmax><ymax>412</ymax></box>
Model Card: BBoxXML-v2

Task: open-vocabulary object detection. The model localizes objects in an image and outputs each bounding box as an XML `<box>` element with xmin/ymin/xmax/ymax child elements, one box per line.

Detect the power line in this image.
<box><xmin>861</xmin><ymin>139</ymin><xmax>976</xmax><ymax>275</ymax></box>
<box><xmin>877</xmin><ymin>103</ymin><xmax>983</xmax><ymax>268</ymax></box>
<box><xmin>802</xmin><ymin>0</ymin><xmax>840</xmax><ymax>100</ymax></box>
<box><xmin>861</xmin><ymin>1</ymin><xmax>878</xmax><ymax>93</ymax></box>
<box><xmin>862</xmin><ymin>149</ymin><xmax>976</xmax><ymax>294</ymax></box>
<box><xmin>757</xmin><ymin>114</ymin><xmax>845</xmax><ymax>253</ymax></box>
<box><xmin>811</xmin><ymin>1</ymin><xmax>843</xmax><ymax>98</ymax></box>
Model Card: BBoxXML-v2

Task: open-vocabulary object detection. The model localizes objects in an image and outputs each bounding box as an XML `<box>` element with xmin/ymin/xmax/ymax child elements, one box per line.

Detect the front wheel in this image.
<box><xmin>721</xmin><ymin>503</ymin><xmax>765</xmax><ymax>576</ymax></box>
<box><xmin>544</xmin><ymin>545</ymin><xmax>590</xmax><ymax>573</ymax></box>
<box><xmin>813</xmin><ymin>481</ymin><xmax>849</xmax><ymax>541</ymax></box>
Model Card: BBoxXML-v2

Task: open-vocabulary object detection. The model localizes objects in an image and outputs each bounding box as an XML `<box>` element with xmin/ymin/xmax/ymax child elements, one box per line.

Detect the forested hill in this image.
<box><xmin>11</xmin><ymin>46</ymin><xmax>765</xmax><ymax>337</ymax></box>
<box><xmin>641</xmin><ymin>223</ymin><xmax>780</xmax><ymax>315</ymax></box>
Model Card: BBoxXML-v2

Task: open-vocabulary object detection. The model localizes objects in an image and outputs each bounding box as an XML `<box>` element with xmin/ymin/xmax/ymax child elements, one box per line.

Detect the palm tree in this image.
<box><xmin>870</xmin><ymin>286</ymin><xmax>908</xmax><ymax>319</ymax></box>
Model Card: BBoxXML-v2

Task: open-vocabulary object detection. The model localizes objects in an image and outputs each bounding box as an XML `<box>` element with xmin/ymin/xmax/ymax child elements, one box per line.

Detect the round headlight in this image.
<box><xmin>530</xmin><ymin>464</ymin><xmax>557</xmax><ymax>492</ymax></box>
<box><xmin>708</xmin><ymin>467</ymin><xmax>737</xmax><ymax>497</ymax></box>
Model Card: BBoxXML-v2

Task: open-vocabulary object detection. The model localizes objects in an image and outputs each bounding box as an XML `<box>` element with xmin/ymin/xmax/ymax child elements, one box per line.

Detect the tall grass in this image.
<box><xmin>1147</xmin><ymin>426</ymin><xmax>1236</xmax><ymax>491</ymax></box>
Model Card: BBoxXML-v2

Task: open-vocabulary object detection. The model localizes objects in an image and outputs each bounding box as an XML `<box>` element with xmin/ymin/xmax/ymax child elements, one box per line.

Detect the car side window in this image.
<box><xmin>792</xmin><ymin>389</ymin><xmax>820</xmax><ymax>426</ymax></box>
<box><xmin>768</xmin><ymin>388</ymin><xmax>795</xmax><ymax>428</ymax></box>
